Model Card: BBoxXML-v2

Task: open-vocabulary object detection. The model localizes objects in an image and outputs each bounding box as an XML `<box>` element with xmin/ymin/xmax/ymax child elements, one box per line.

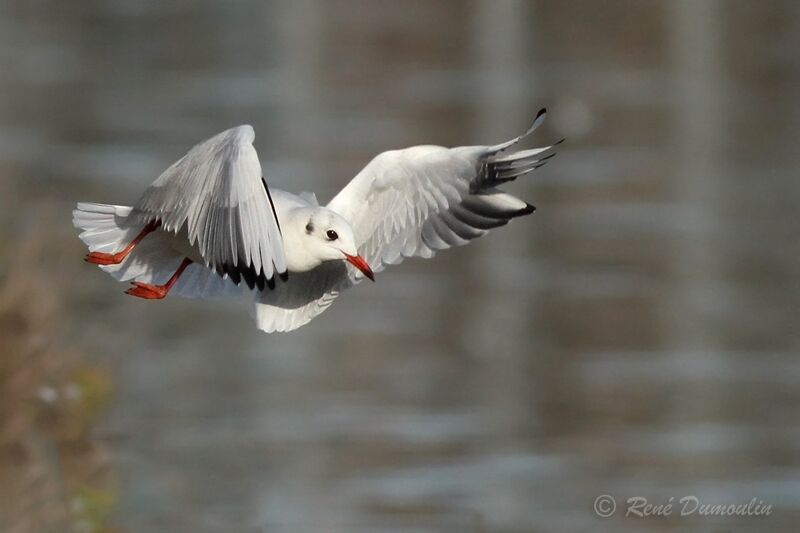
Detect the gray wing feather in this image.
<box><xmin>132</xmin><ymin>125</ymin><xmax>287</xmax><ymax>286</ymax></box>
<box><xmin>326</xmin><ymin>109</ymin><xmax>557</xmax><ymax>279</ymax></box>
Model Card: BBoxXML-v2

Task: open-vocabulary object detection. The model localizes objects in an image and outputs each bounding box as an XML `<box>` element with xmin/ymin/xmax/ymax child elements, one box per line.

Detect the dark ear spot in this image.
<box><xmin>305</xmin><ymin>220</ymin><xmax>314</xmax><ymax>234</ymax></box>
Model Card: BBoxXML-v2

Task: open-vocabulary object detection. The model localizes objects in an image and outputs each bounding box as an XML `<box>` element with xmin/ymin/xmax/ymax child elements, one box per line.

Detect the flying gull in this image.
<box><xmin>74</xmin><ymin>109</ymin><xmax>560</xmax><ymax>332</ymax></box>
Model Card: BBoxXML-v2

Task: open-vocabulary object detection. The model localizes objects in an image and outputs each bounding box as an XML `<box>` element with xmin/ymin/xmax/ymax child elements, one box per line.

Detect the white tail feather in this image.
<box><xmin>73</xmin><ymin>202</ymin><xmax>242</xmax><ymax>299</ymax></box>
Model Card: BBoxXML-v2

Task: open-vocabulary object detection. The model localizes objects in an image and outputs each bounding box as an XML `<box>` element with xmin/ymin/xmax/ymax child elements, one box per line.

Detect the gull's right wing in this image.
<box><xmin>132</xmin><ymin>125</ymin><xmax>287</xmax><ymax>290</ymax></box>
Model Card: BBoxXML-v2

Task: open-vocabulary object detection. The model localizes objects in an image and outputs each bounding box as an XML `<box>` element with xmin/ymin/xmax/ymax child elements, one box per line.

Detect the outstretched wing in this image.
<box><xmin>327</xmin><ymin>108</ymin><xmax>559</xmax><ymax>279</ymax></box>
<box><xmin>132</xmin><ymin>125</ymin><xmax>287</xmax><ymax>290</ymax></box>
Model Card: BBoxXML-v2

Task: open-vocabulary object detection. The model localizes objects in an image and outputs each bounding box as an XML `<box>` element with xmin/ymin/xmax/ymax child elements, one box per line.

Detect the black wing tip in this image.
<box><xmin>218</xmin><ymin>260</ymin><xmax>280</xmax><ymax>291</ymax></box>
<box><xmin>518</xmin><ymin>203</ymin><xmax>536</xmax><ymax>216</ymax></box>
<box><xmin>526</xmin><ymin>108</ymin><xmax>548</xmax><ymax>133</ymax></box>
<box><xmin>507</xmin><ymin>107</ymin><xmax>549</xmax><ymax>146</ymax></box>
<box><xmin>278</xmin><ymin>270</ymin><xmax>289</xmax><ymax>282</ymax></box>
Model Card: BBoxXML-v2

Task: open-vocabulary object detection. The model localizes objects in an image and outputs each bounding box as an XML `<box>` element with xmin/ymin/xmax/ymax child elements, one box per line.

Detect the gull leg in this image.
<box><xmin>85</xmin><ymin>220</ymin><xmax>161</xmax><ymax>265</ymax></box>
<box><xmin>125</xmin><ymin>258</ymin><xmax>193</xmax><ymax>300</ymax></box>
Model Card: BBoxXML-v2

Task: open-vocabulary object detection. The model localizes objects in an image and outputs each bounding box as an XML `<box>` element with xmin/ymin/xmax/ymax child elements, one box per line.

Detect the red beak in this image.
<box><xmin>344</xmin><ymin>254</ymin><xmax>375</xmax><ymax>281</ymax></box>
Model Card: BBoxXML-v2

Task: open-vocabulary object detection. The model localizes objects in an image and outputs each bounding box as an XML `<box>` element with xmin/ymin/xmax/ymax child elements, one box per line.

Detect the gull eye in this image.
<box><xmin>326</xmin><ymin>229</ymin><xmax>338</xmax><ymax>241</ymax></box>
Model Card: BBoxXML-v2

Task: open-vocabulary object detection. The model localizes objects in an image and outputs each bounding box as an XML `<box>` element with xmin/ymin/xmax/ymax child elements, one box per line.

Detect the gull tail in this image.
<box><xmin>73</xmin><ymin>202</ymin><xmax>140</xmax><ymax>258</ymax></box>
<box><xmin>73</xmin><ymin>202</ymin><xmax>240</xmax><ymax>299</ymax></box>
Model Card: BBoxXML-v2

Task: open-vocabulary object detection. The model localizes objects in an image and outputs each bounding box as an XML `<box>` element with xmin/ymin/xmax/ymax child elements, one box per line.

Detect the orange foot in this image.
<box><xmin>85</xmin><ymin>251</ymin><xmax>126</xmax><ymax>265</ymax></box>
<box><xmin>125</xmin><ymin>281</ymin><xmax>168</xmax><ymax>299</ymax></box>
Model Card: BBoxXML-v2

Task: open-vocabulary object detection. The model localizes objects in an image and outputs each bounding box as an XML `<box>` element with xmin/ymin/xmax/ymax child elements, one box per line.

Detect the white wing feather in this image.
<box><xmin>327</xmin><ymin>113</ymin><xmax>557</xmax><ymax>278</ymax></box>
<box><xmin>132</xmin><ymin>125</ymin><xmax>286</xmax><ymax>287</ymax></box>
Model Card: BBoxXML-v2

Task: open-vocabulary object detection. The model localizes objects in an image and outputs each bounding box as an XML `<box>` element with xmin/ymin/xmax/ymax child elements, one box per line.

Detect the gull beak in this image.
<box><xmin>344</xmin><ymin>253</ymin><xmax>375</xmax><ymax>282</ymax></box>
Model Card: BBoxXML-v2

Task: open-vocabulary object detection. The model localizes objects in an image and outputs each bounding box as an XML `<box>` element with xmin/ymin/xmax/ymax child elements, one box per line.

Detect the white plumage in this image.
<box><xmin>132</xmin><ymin>125</ymin><xmax>286</xmax><ymax>287</ymax></box>
<box><xmin>74</xmin><ymin>109</ymin><xmax>559</xmax><ymax>332</ymax></box>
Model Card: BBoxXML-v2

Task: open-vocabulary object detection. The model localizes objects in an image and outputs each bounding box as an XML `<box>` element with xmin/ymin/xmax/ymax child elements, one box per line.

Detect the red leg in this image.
<box><xmin>85</xmin><ymin>220</ymin><xmax>161</xmax><ymax>265</ymax></box>
<box><xmin>125</xmin><ymin>258</ymin><xmax>193</xmax><ymax>300</ymax></box>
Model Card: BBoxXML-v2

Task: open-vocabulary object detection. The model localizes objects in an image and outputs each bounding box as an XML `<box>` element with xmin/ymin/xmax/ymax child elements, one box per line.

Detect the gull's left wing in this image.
<box><xmin>327</xmin><ymin>108</ymin><xmax>559</xmax><ymax>280</ymax></box>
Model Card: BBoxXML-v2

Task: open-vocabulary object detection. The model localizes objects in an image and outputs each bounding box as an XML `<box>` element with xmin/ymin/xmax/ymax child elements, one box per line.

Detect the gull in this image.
<box><xmin>74</xmin><ymin>109</ymin><xmax>559</xmax><ymax>332</ymax></box>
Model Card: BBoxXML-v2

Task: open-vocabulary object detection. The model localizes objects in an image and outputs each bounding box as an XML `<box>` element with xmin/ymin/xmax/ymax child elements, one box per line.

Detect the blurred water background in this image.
<box><xmin>1</xmin><ymin>1</ymin><xmax>799</xmax><ymax>532</ymax></box>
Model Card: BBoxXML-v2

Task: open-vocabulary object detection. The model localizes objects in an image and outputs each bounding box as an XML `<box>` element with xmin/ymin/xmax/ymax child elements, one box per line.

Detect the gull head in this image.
<box><xmin>300</xmin><ymin>208</ymin><xmax>375</xmax><ymax>281</ymax></box>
